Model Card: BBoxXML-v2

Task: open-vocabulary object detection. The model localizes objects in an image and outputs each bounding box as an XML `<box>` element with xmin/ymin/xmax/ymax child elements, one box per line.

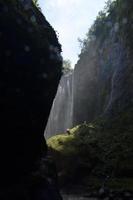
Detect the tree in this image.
<box><xmin>63</xmin><ymin>59</ymin><xmax>73</xmax><ymax>75</ymax></box>
<box><xmin>33</xmin><ymin>0</ymin><xmax>41</xmax><ymax>10</ymax></box>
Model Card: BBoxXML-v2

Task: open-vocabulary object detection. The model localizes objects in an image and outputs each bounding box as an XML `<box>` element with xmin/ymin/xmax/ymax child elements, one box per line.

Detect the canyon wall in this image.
<box><xmin>73</xmin><ymin>0</ymin><xmax>133</xmax><ymax>127</ymax></box>
<box><xmin>0</xmin><ymin>0</ymin><xmax>62</xmax><ymax>199</ymax></box>
<box><xmin>47</xmin><ymin>0</ymin><xmax>133</xmax><ymax>186</ymax></box>
<box><xmin>73</xmin><ymin>24</ymin><xmax>127</xmax><ymax>125</ymax></box>
<box><xmin>46</xmin><ymin>0</ymin><xmax>133</xmax><ymax>139</ymax></box>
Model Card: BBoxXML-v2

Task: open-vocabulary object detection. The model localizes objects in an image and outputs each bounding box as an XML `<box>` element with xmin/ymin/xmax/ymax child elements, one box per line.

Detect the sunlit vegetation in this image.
<box><xmin>33</xmin><ymin>0</ymin><xmax>41</xmax><ymax>10</ymax></box>
<box><xmin>47</xmin><ymin>124</ymin><xmax>101</xmax><ymax>186</ymax></box>
<box><xmin>47</xmin><ymin>1</ymin><xmax>133</xmax><ymax>190</ymax></box>
<box><xmin>63</xmin><ymin>59</ymin><xmax>73</xmax><ymax>75</ymax></box>
<box><xmin>47</xmin><ymin>115</ymin><xmax>133</xmax><ymax>188</ymax></box>
<box><xmin>78</xmin><ymin>0</ymin><xmax>133</xmax><ymax>55</ymax></box>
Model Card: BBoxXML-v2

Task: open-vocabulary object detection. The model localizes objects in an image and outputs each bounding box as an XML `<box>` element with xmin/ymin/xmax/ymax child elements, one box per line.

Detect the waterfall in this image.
<box><xmin>45</xmin><ymin>73</ymin><xmax>73</xmax><ymax>139</ymax></box>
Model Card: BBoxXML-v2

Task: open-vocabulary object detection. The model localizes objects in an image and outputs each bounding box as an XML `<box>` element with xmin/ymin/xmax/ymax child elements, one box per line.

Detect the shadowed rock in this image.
<box><xmin>0</xmin><ymin>0</ymin><xmax>62</xmax><ymax>199</ymax></box>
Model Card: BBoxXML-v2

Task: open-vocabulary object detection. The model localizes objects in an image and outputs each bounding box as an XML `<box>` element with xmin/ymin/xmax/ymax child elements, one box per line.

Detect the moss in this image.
<box><xmin>47</xmin><ymin>112</ymin><xmax>133</xmax><ymax>188</ymax></box>
<box><xmin>47</xmin><ymin>134</ymin><xmax>75</xmax><ymax>154</ymax></box>
<box><xmin>47</xmin><ymin>124</ymin><xmax>104</xmax><ymax>186</ymax></box>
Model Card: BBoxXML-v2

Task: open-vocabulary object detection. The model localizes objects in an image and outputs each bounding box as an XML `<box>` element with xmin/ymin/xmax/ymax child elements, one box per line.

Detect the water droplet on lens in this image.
<box><xmin>114</xmin><ymin>22</ymin><xmax>119</xmax><ymax>32</ymax></box>
<box><xmin>17</xmin><ymin>19</ymin><xmax>22</xmax><ymax>25</ymax></box>
<box><xmin>24</xmin><ymin>45</ymin><xmax>30</xmax><ymax>52</ymax></box>
<box><xmin>5</xmin><ymin>50</ymin><xmax>11</xmax><ymax>57</ymax></box>
<box><xmin>30</xmin><ymin>15</ymin><xmax>36</xmax><ymax>23</ymax></box>
<box><xmin>122</xmin><ymin>18</ymin><xmax>128</xmax><ymax>24</ymax></box>
<box><xmin>42</xmin><ymin>73</ymin><xmax>48</xmax><ymax>79</ymax></box>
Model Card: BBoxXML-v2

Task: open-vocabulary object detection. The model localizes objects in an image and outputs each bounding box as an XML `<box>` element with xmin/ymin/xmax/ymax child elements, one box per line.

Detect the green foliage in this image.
<box><xmin>33</xmin><ymin>0</ymin><xmax>38</xmax><ymax>6</ymax></box>
<box><xmin>33</xmin><ymin>0</ymin><xmax>41</xmax><ymax>10</ymax></box>
<box><xmin>79</xmin><ymin>0</ymin><xmax>133</xmax><ymax>55</ymax></box>
<box><xmin>47</xmin><ymin>124</ymin><xmax>103</xmax><ymax>185</ymax></box>
<box><xmin>78</xmin><ymin>1</ymin><xmax>113</xmax><ymax>53</ymax></box>
<box><xmin>63</xmin><ymin>59</ymin><xmax>73</xmax><ymax>75</ymax></box>
<box><xmin>47</xmin><ymin>110</ymin><xmax>133</xmax><ymax>187</ymax></box>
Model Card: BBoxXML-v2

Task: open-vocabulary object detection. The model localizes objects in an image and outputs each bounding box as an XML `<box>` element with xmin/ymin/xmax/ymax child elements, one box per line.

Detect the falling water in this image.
<box><xmin>45</xmin><ymin>73</ymin><xmax>73</xmax><ymax>139</ymax></box>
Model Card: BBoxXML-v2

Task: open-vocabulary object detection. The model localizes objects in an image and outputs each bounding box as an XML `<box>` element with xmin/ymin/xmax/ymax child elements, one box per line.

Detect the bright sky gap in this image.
<box><xmin>39</xmin><ymin>0</ymin><xmax>107</xmax><ymax>68</ymax></box>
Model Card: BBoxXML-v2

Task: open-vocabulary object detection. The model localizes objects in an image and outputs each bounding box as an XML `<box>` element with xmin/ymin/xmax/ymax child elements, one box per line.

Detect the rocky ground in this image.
<box><xmin>62</xmin><ymin>189</ymin><xmax>133</xmax><ymax>200</ymax></box>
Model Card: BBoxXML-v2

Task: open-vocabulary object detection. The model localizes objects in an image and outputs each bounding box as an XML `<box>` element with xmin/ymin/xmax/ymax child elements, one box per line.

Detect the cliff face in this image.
<box><xmin>46</xmin><ymin>17</ymin><xmax>132</xmax><ymax>136</ymax></box>
<box><xmin>73</xmin><ymin>1</ymin><xmax>133</xmax><ymax>127</ymax></box>
<box><xmin>0</xmin><ymin>0</ymin><xmax>62</xmax><ymax>198</ymax></box>
<box><xmin>46</xmin><ymin>0</ymin><xmax>133</xmax><ymax>136</ymax></box>
<box><xmin>45</xmin><ymin>73</ymin><xmax>73</xmax><ymax>139</ymax></box>
<box><xmin>73</xmin><ymin>28</ymin><xmax>127</xmax><ymax>125</ymax></box>
<box><xmin>47</xmin><ymin>0</ymin><xmax>133</xmax><ymax>189</ymax></box>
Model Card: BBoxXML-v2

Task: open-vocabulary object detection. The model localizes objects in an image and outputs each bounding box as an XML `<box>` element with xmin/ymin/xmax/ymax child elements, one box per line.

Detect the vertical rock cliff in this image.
<box><xmin>47</xmin><ymin>0</ymin><xmax>133</xmax><ymax>143</ymax></box>
<box><xmin>0</xmin><ymin>0</ymin><xmax>62</xmax><ymax>199</ymax></box>
<box><xmin>73</xmin><ymin>25</ymin><xmax>126</xmax><ymax>125</ymax></box>
<box><xmin>73</xmin><ymin>0</ymin><xmax>133</xmax><ymax>127</ymax></box>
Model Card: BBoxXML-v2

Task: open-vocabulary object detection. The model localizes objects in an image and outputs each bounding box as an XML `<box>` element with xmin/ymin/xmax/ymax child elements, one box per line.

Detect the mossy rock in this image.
<box><xmin>47</xmin><ymin>124</ymin><xmax>103</xmax><ymax>186</ymax></box>
<box><xmin>47</xmin><ymin>118</ymin><xmax>133</xmax><ymax>188</ymax></box>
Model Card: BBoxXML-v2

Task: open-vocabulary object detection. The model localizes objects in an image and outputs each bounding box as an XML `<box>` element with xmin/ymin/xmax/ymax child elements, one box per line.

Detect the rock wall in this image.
<box><xmin>46</xmin><ymin>0</ymin><xmax>133</xmax><ymax>139</ymax></box>
<box><xmin>46</xmin><ymin>25</ymin><xmax>129</xmax><ymax>135</ymax></box>
<box><xmin>0</xmin><ymin>0</ymin><xmax>62</xmax><ymax>199</ymax></box>
<box><xmin>73</xmin><ymin>1</ymin><xmax>133</xmax><ymax>127</ymax></box>
<box><xmin>73</xmin><ymin>29</ymin><xmax>126</xmax><ymax>125</ymax></box>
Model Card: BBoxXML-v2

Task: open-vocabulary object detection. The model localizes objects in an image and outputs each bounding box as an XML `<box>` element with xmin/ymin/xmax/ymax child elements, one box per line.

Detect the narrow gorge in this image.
<box><xmin>47</xmin><ymin>0</ymin><xmax>133</xmax><ymax>196</ymax></box>
<box><xmin>1</xmin><ymin>0</ymin><xmax>133</xmax><ymax>199</ymax></box>
<box><xmin>46</xmin><ymin>12</ymin><xmax>132</xmax><ymax>138</ymax></box>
